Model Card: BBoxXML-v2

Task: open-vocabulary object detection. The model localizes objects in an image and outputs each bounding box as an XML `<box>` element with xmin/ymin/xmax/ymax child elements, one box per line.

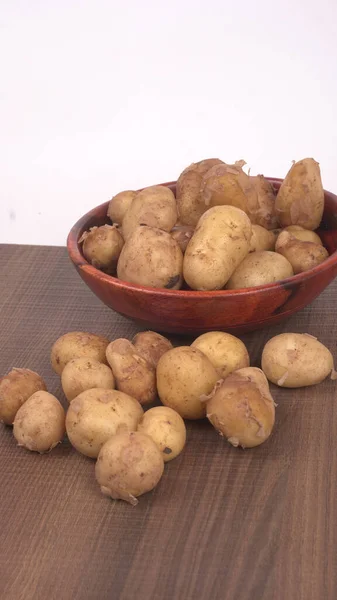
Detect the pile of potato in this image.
<box><xmin>80</xmin><ymin>157</ymin><xmax>328</xmax><ymax>291</ymax></box>
<box><xmin>1</xmin><ymin>328</ymin><xmax>336</xmax><ymax>506</ymax></box>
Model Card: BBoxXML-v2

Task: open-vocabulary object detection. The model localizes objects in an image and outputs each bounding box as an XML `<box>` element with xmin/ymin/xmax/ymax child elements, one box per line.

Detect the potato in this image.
<box><xmin>122</xmin><ymin>185</ymin><xmax>177</xmax><ymax>241</ymax></box>
<box><xmin>283</xmin><ymin>225</ymin><xmax>323</xmax><ymax>245</ymax></box>
<box><xmin>95</xmin><ymin>431</ymin><xmax>164</xmax><ymax>505</ymax></box>
<box><xmin>137</xmin><ymin>406</ymin><xmax>186</xmax><ymax>462</ymax></box>
<box><xmin>249</xmin><ymin>224</ymin><xmax>277</xmax><ymax>252</ymax></box>
<box><xmin>79</xmin><ymin>225</ymin><xmax>124</xmax><ymax>274</ymax></box>
<box><xmin>191</xmin><ymin>332</ymin><xmax>250</xmax><ymax>379</ymax></box>
<box><xmin>176</xmin><ymin>158</ymin><xmax>224</xmax><ymax>226</ymax></box>
<box><xmin>61</xmin><ymin>358</ymin><xmax>115</xmax><ymax>402</ymax></box>
<box><xmin>132</xmin><ymin>331</ymin><xmax>173</xmax><ymax>368</ymax></box>
<box><xmin>275</xmin><ymin>231</ymin><xmax>329</xmax><ymax>274</ymax></box>
<box><xmin>205</xmin><ymin>367</ymin><xmax>275</xmax><ymax>448</ymax></box>
<box><xmin>275</xmin><ymin>158</ymin><xmax>324</xmax><ymax>230</ymax></box>
<box><xmin>106</xmin><ymin>339</ymin><xmax>156</xmax><ymax>405</ymax></box>
<box><xmin>200</xmin><ymin>160</ymin><xmax>257</xmax><ymax>214</ymax></box>
<box><xmin>117</xmin><ymin>226</ymin><xmax>183</xmax><ymax>290</ymax></box>
<box><xmin>51</xmin><ymin>331</ymin><xmax>110</xmax><ymax>375</ymax></box>
<box><xmin>226</xmin><ymin>250</ymin><xmax>294</xmax><ymax>289</ymax></box>
<box><xmin>13</xmin><ymin>391</ymin><xmax>65</xmax><ymax>453</ymax></box>
<box><xmin>250</xmin><ymin>175</ymin><xmax>278</xmax><ymax>229</ymax></box>
<box><xmin>183</xmin><ymin>205</ymin><xmax>252</xmax><ymax>291</ymax></box>
<box><xmin>66</xmin><ymin>388</ymin><xmax>143</xmax><ymax>458</ymax></box>
<box><xmin>261</xmin><ymin>333</ymin><xmax>336</xmax><ymax>388</ymax></box>
<box><xmin>107</xmin><ymin>190</ymin><xmax>137</xmax><ymax>224</ymax></box>
<box><xmin>171</xmin><ymin>225</ymin><xmax>194</xmax><ymax>253</ymax></box>
<box><xmin>157</xmin><ymin>346</ymin><xmax>219</xmax><ymax>419</ymax></box>
<box><xmin>0</xmin><ymin>368</ymin><xmax>47</xmax><ymax>425</ymax></box>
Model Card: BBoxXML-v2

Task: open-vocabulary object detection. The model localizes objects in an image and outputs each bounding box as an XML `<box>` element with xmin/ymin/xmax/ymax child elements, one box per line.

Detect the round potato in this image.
<box><xmin>191</xmin><ymin>332</ymin><xmax>250</xmax><ymax>379</ymax></box>
<box><xmin>122</xmin><ymin>185</ymin><xmax>177</xmax><ymax>241</ymax></box>
<box><xmin>183</xmin><ymin>205</ymin><xmax>252</xmax><ymax>291</ymax></box>
<box><xmin>132</xmin><ymin>331</ymin><xmax>173</xmax><ymax>368</ymax></box>
<box><xmin>65</xmin><ymin>388</ymin><xmax>143</xmax><ymax>458</ymax></box>
<box><xmin>61</xmin><ymin>358</ymin><xmax>115</xmax><ymax>402</ymax></box>
<box><xmin>79</xmin><ymin>225</ymin><xmax>124</xmax><ymax>274</ymax></box>
<box><xmin>171</xmin><ymin>225</ymin><xmax>194</xmax><ymax>253</ymax></box>
<box><xmin>137</xmin><ymin>406</ymin><xmax>186</xmax><ymax>462</ymax></box>
<box><xmin>226</xmin><ymin>251</ymin><xmax>294</xmax><ymax>289</ymax></box>
<box><xmin>176</xmin><ymin>158</ymin><xmax>224</xmax><ymax>226</ymax></box>
<box><xmin>206</xmin><ymin>367</ymin><xmax>275</xmax><ymax>448</ymax></box>
<box><xmin>275</xmin><ymin>231</ymin><xmax>328</xmax><ymax>274</ymax></box>
<box><xmin>51</xmin><ymin>331</ymin><xmax>110</xmax><ymax>375</ymax></box>
<box><xmin>261</xmin><ymin>333</ymin><xmax>335</xmax><ymax>388</ymax></box>
<box><xmin>283</xmin><ymin>225</ymin><xmax>323</xmax><ymax>245</ymax></box>
<box><xmin>249</xmin><ymin>224</ymin><xmax>276</xmax><ymax>252</ymax></box>
<box><xmin>0</xmin><ymin>368</ymin><xmax>47</xmax><ymax>425</ymax></box>
<box><xmin>107</xmin><ymin>190</ymin><xmax>137</xmax><ymax>224</ymax></box>
<box><xmin>106</xmin><ymin>339</ymin><xmax>156</xmax><ymax>405</ymax></box>
<box><xmin>95</xmin><ymin>431</ymin><xmax>164</xmax><ymax>505</ymax></box>
<box><xmin>157</xmin><ymin>346</ymin><xmax>219</xmax><ymax>420</ymax></box>
<box><xmin>13</xmin><ymin>391</ymin><xmax>65</xmax><ymax>453</ymax></box>
<box><xmin>117</xmin><ymin>226</ymin><xmax>183</xmax><ymax>290</ymax></box>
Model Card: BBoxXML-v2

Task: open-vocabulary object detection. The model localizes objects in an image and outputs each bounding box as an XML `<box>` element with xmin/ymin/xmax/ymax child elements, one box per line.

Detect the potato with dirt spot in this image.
<box><xmin>66</xmin><ymin>388</ymin><xmax>143</xmax><ymax>458</ymax></box>
<box><xmin>191</xmin><ymin>332</ymin><xmax>250</xmax><ymax>379</ymax></box>
<box><xmin>205</xmin><ymin>367</ymin><xmax>275</xmax><ymax>448</ymax></box>
<box><xmin>13</xmin><ymin>391</ymin><xmax>65</xmax><ymax>453</ymax></box>
<box><xmin>283</xmin><ymin>225</ymin><xmax>323</xmax><ymax>245</ymax></box>
<box><xmin>106</xmin><ymin>339</ymin><xmax>156</xmax><ymax>405</ymax></box>
<box><xmin>0</xmin><ymin>368</ymin><xmax>47</xmax><ymax>425</ymax></box>
<box><xmin>95</xmin><ymin>431</ymin><xmax>164</xmax><ymax>505</ymax></box>
<box><xmin>171</xmin><ymin>225</ymin><xmax>194</xmax><ymax>253</ymax></box>
<box><xmin>132</xmin><ymin>331</ymin><xmax>173</xmax><ymax>368</ymax></box>
<box><xmin>117</xmin><ymin>226</ymin><xmax>183</xmax><ymax>290</ymax></box>
<box><xmin>122</xmin><ymin>186</ymin><xmax>177</xmax><ymax>241</ymax></box>
<box><xmin>137</xmin><ymin>406</ymin><xmax>186</xmax><ymax>462</ymax></box>
<box><xmin>250</xmin><ymin>175</ymin><xmax>278</xmax><ymax>230</ymax></box>
<box><xmin>156</xmin><ymin>346</ymin><xmax>219</xmax><ymax>419</ymax></box>
<box><xmin>226</xmin><ymin>250</ymin><xmax>293</xmax><ymax>289</ymax></box>
<box><xmin>275</xmin><ymin>230</ymin><xmax>329</xmax><ymax>274</ymax></box>
<box><xmin>107</xmin><ymin>190</ymin><xmax>137</xmax><ymax>225</ymax></box>
<box><xmin>61</xmin><ymin>358</ymin><xmax>115</xmax><ymax>402</ymax></box>
<box><xmin>249</xmin><ymin>224</ymin><xmax>277</xmax><ymax>252</ymax></box>
<box><xmin>51</xmin><ymin>331</ymin><xmax>110</xmax><ymax>375</ymax></box>
<box><xmin>79</xmin><ymin>225</ymin><xmax>124</xmax><ymax>274</ymax></box>
<box><xmin>200</xmin><ymin>160</ymin><xmax>257</xmax><ymax>214</ymax></box>
<box><xmin>176</xmin><ymin>158</ymin><xmax>224</xmax><ymax>226</ymax></box>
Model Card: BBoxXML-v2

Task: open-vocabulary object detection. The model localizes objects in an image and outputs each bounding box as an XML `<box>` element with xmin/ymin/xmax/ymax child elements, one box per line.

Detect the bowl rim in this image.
<box><xmin>67</xmin><ymin>178</ymin><xmax>337</xmax><ymax>298</ymax></box>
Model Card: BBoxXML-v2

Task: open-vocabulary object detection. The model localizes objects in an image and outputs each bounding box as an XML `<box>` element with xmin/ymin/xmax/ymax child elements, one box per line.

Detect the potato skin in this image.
<box><xmin>66</xmin><ymin>388</ymin><xmax>143</xmax><ymax>458</ymax></box>
<box><xmin>261</xmin><ymin>333</ymin><xmax>335</xmax><ymax>388</ymax></box>
<box><xmin>80</xmin><ymin>225</ymin><xmax>124</xmax><ymax>274</ymax></box>
<box><xmin>176</xmin><ymin>158</ymin><xmax>224</xmax><ymax>226</ymax></box>
<box><xmin>206</xmin><ymin>368</ymin><xmax>275</xmax><ymax>448</ymax></box>
<box><xmin>13</xmin><ymin>391</ymin><xmax>65</xmax><ymax>453</ymax></box>
<box><xmin>275</xmin><ymin>158</ymin><xmax>324</xmax><ymax>230</ymax></box>
<box><xmin>95</xmin><ymin>431</ymin><xmax>164</xmax><ymax>505</ymax></box>
<box><xmin>226</xmin><ymin>250</ymin><xmax>294</xmax><ymax>289</ymax></box>
<box><xmin>117</xmin><ymin>226</ymin><xmax>183</xmax><ymax>290</ymax></box>
<box><xmin>61</xmin><ymin>358</ymin><xmax>115</xmax><ymax>402</ymax></box>
<box><xmin>137</xmin><ymin>406</ymin><xmax>186</xmax><ymax>462</ymax></box>
<box><xmin>156</xmin><ymin>346</ymin><xmax>219</xmax><ymax>420</ymax></box>
<box><xmin>200</xmin><ymin>161</ymin><xmax>256</xmax><ymax>213</ymax></box>
<box><xmin>183</xmin><ymin>205</ymin><xmax>252</xmax><ymax>291</ymax></box>
<box><xmin>171</xmin><ymin>225</ymin><xmax>194</xmax><ymax>253</ymax></box>
<box><xmin>191</xmin><ymin>332</ymin><xmax>250</xmax><ymax>379</ymax></box>
<box><xmin>250</xmin><ymin>175</ymin><xmax>278</xmax><ymax>230</ymax></box>
<box><xmin>283</xmin><ymin>225</ymin><xmax>323</xmax><ymax>245</ymax></box>
<box><xmin>0</xmin><ymin>368</ymin><xmax>47</xmax><ymax>425</ymax></box>
<box><xmin>51</xmin><ymin>332</ymin><xmax>110</xmax><ymax>375</ymax></box>
<box><xmin>275</xmin><ymin>231</ymin><xmax>328</xmax><ymax>274</ymax></box>
<box><xmin>249</xmin><ymin>224</ymin><xmax>276</xmax><ymax>252</ymax></box>
<box><xmin>132</xmin><ymin>331</ymin><xmax>173</xmax><ymax>368</ymax></box>
<box><xmin>107</xmin><ymin>190</ymin><xmax>137</xmax><ymax>224</ymax></box>
<box><xmin>106</xmin><ymin>339</ymin><xmax>156</xmax><ymax>405</ymax></box>
<box><xmin>122</xmin><ymin>186</ymin><xmax>177</xmax><ymax>241</ymax></box>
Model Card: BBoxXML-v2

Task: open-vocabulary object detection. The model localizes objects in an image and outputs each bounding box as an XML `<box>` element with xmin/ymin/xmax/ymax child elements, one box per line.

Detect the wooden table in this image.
<box><xmin>1</xmin><ymin>244</ymin><xmax>337</xmax><ymax>600</ymax></box>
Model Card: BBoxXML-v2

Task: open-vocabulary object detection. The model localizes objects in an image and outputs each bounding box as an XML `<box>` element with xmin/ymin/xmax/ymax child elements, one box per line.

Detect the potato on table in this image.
<box><xmin>107</xmin><ymin>190</ymin><xmax>137</xmax><ymax>225</ymax></box>
<box><xmin>61</xmin><ymin>357</ymin><xmax>115</xmax><ymax>402</ymax></box>
<box><xmin>176</xmin><ymin>158</ymin><xmax>223</xmax><ymax>226</ymax></box>
<box><xmin>106</xmin><ymin>339</ymin><xmax>156</xmax><ymax>405</ymax></box>
<box><xmin>226</xmin><ymin>250</ymin><xmax>294</xmax><ymax>289</ymax></box>
<box><xmin>275</xmin><ymin>231</ymin><xmax>328</xmax><ymax>274</ymax></box>
<box><xmin>13</xmin><ymin>391</ymin><xmax>65</xmax><ymax>453</ymax></box>
<box><xmin>122</xmin><ymin>185</ymin><xmax>177</xmax><ymax>241</ymax></box>
<box><xmin>137</xmin><ymin>406</ymin><xmax>186</xmax><ymax>462</ymax></box>
<box><xmin>51</xmin><ymin>331</ymin><xmax>110</xmax><ymax>375</ymax></box>
<box><xmin>0</xmin><ymin>368</ymin><xmax>46</xmax><ymax>425</ymax></box>
<box><xmin>79</xmin><ymin>225</ymin><xmax>124</xmax><ymax>274</ymax></box>
<box><xmin>191</xmin><ymin>332</ymin><xmax>250</xmax><ymax>379</ymax></box>
<box><xmin>132</xmin><ymin>331</ymin><xmax>173</xmax><ymax>368</ymax></box>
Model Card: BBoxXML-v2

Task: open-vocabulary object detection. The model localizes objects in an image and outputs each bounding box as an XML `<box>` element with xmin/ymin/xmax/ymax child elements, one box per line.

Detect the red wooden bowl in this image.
<box><xmin>67</xmin><ymin>179</ymin><xmax>337</xmax><ymax>335</ymax></box>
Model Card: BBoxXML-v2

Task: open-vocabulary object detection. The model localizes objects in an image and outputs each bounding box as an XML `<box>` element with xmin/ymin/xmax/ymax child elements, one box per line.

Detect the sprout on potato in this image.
<box><xmin>13</xmin><ymin>391</ymin><xmax>65</xmax><ymax>453</ymax></box>
<box><xmin>137</xmin><ymin>406</ymin><xmax>186</xmax><ymax>462</ymax></box>
<box><xmin>0</xmin><ymin>368</ymin><xmax>47</xmax><ymax>425</ymax></box>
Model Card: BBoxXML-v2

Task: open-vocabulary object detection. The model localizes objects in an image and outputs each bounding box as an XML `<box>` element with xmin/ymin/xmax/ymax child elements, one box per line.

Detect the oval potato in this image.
<box><xmin>132</xmin><ymin>331</ymin><xmax>173</xmax><ymax>368</ymax></box>
<box><xmin>137</xmin><ymin>406</ymin><xmax>186</xmax><ymax>462</ymax></box>
<box><xmin>0</xmin><ymin>368</ymin><xmax>47</xmax><ymax>425</ymax></box>
<box><xmin>13</xmin><ymin>391</ymin><xmax>65</xmax><ymax>453</ymax></box>
<box><xmin>79</xmin><ymin>225</ymin><xmax>124</xmax><ymax>274</ymax></box>
<box><xmin>106</xmin><ymin>339</ymin><xmax>156</xmax><ymax>405</ymax></box>
<box><xmin>61</xmin><ymin>358</ymin><xmax>115</xmax><ymax>402</ymax></box>
<box><xmin>191</xmin><ymin>332</ymin><xmax>250</xmax><ymax>379</ymax></box>
<box><xmin>176</xmin><ymin>158</ymin><xmax>224</xmax><ymax>226</ymax></box>
<box><xmin>107</xmin><ymin>190</ymin><xmax>137</xmax><ymax>224</ymax></box>
<box><xmin>51</xmin><ymin>332</ymin><xmax>110</xmax><ymax>375</ymax></box>
<box><xmin>283</xmin><ymin>225</ymin><xmax>323</xmax><ymax>245</ymax></box>
<box><xmin>122</xmin><ymin>186</ymin><xmax>177</xmax><ymax>241</ymax></box>
<box><xmin>249</xmin><ymin>224</ymin><xmax>276</xmax><ymax>252</ymax></box>
<box><xmin>275</xmin><ymin>231</ymin><xmax>328</xmax><ymax>274</ymax></box>
<box><xmin>226</xmin><ymin>251</ymin><xmax>294</xmax><ymax>289</ymax></box>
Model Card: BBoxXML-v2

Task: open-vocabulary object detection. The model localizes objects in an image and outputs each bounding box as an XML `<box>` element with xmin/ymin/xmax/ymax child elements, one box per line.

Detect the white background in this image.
<box><xmin>1</xmin><ymin>0</ymin><xmax>337</xmax><ymax>246</ymax></box>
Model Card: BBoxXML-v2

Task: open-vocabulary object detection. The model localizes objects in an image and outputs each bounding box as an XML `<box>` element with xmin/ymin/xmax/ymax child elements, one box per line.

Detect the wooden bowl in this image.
<box><xmin>67</xmin><ymin>179</ymin><xmax>337</xmax><ymax>335</ymax></box>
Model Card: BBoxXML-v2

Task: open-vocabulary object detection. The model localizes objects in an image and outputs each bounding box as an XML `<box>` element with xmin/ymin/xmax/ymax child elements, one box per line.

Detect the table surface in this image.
<box><xmin>1</xmin><ymin>244</ymin><xmax>337</xmax><ymax>600</ymax></box>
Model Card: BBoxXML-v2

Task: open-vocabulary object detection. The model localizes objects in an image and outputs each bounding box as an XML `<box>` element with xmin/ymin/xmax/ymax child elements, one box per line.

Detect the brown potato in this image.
<box><xmin>51</xmin><ymin>332</ymin><xmax>110</xmax><ymax>375</ymax></box>
<box><xmin>122</xmin><ymin>185</ymin><xmax>177</xmax><ymax>241</ymax></box>
<box><xmin>0</xmin><ymin>368</ymin><xmax>47</xmax><ymax>425</ymax></box>
<box><xmin>117</xmin><ymin>226</ymin><xmax>183</xmax><ymax>289</ymax></box>
<box><xmin>200</xmin><ymin>160</ymin><xmax>257</xmax><ymax>212</ymax></box>
<box><xmin>191</xmin><ymin>332</ymin><xmax>250</xmax><ymax>379</ymax></box>
<box><xmin>226</xmin><ymin>251</ymin><xmax>294</xmax><ymax>289</ymax></box>
<box><xmin>275</xmin><ymin>158</ymin><xmax>324</xmax><ymax>230</ymax></box>
<box><xmin>107</xmin><ymin>190</ymin><xmax>137</xmax><ymax>224</ymax></box>
<box><xmin>137</xmin><ymin>406</ymin><xmax>186</xmax><ymax>462</ymax></box>
<box><xmin>61</xmin><ymin>358</ymin><xmax>115</xmax><ymax>402</ymax></box>
<box><xmin>106</xmin><ymin>339</ymin><xmax>156</xmax><ymax>405</ymax></box>
<box><xmin>249</xmin><ymin>224</ymin><xmax>277</xmax><ymax>252</ymax></box>
<box><xmin>250</xmin><ymin>175</ymin><xmax>278</xmax><ymax>229</ymax></box>
<box><xmin>171</xmin><ymin>225</ymin><xmax>194</xmax><ymax>253</ymax></box>
<box><xmin>176</xmin><ymin>158</ymin><xmax>224</xmax><ymax>226</ymax></box>
<box><xmin>132</xmin><ymin>331</ymin><xmax>173</xmax><ymax>368</ymax></box>
<box><xmin>275</xmin><ymin>231</ymin><xmax>329</xmax><ymax>274</ymax></box>
<box><xmin>79</xmin><ymin>225</ymin><xmax>124</xmax><ymax>274</ymax></box>
<box><xmin>13</xmin><ymin>391</ymin><xmax>65</xmax><ymax>453</ymax></box>
<box><xmin>283</xmin><ymin>225</ymin><xmax>323</xmax><ymax>245</ymax></box>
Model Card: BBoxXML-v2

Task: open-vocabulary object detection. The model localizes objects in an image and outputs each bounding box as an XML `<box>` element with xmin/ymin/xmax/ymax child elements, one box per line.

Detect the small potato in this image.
<box><xmin>261</xmin><ymin>333</ymin><xmax>336</xmax><ymax>388</ymax></box>
<box><xmin>51</xmin><ymin>331</ymin><xmax>110</xmax><ymax>375</ymax></box>
<box><xmin>95</xmin><ymin>431</ymin><xmax>164</xmax><ymax>505</ymax></box>
<box><xmin>275</xmin><ymin>231</ymin><xmax>329</xmax><ymax>274</ymax></box>
<box><xmin>79</xmin><ymin>225</ymin><xmax>124</xmax><ymax>274</ymax></box>
<box><xmin>137</xmin><ymin>406</ymin><xmax>186</xmax><ymax>462</ymax></box>
<box><xmin>283</xmin><ymin>225</ymin><xmax>323</xmax><ymax>245</ymax></box>
<box><xmin>226</xmin><ymin>251</ymin><xmax>294</xmax><ymax>289</ymax></box>
<box><xmin>191</xmin><ymin>332</ymin><xmax>250</xmax><ymax>379</ymax></box>
<box><xmin>66</xmin><ymin>388</ymin><xmax>143</xmax><ymax>458</ymax></box>
<box><xmin>250</xmin><ymin>175</ymin><xmax>278</xmax><ymax>230</ymax></box>
<box><xmin>13</xmin><ymin>391</ymin><xmax>65</xmax><ymax>453</ymax></box>
<box><xmin>249</xmin><ymin>224</ymin><xmax>277</xmax><ymax>252</ymax></box>
<box><xmin>183</xmin><ymin>205</ymin><xmax>252</xmax><ymax>291</ymax></box>
<box><xmin>0</xmin><ymin>368</ymin><xmax>47</xmax><ymax>425</ymax></box>
<box><xmin>206</xmin><ymin>367</ymin><xmax>275</xmax><ymax>448</ymax></box>
<box><xmin>176</xmin><ymin>158</ymin><xmax>224</xmax><ymax>226</ymax></box>
<box><xmin>171</xmin><ymin>225</ymin><xmax>194</xmax><ymax>253</ymax></box>
<box><xmin>275</xmin><ymin>158</ymin><xmax>324</xmax><ymax>230</ymax></box>
<box><xmin>157</xmin><ymin>346</ymin><xmax>219</xmax><ymax>420</ymax></box>
<box><xmin>106</xmin><ymin>339</ymin><xmax>156</xmax><ymax>405</ymax></box>
<box><xmin>61</xmin><ymin>358</ymin><xmax>115</xmax><ymax>402</ymax></box>
<box><xmin>132</xmin><ymin>331</ymin><xmax>173</xmax><ymax>368</ymax></box>
<box><xmin>117</xmin><ymin>226</ymin><xmax>183</xmax><ymax>290</ymax></box>
<box><xmin>107</xmin><ymin>190</ymin><xmax>137</xmax><ymax>224</ymax></box>
<box><xmin>122</xmin><ymin>186</ymin><xmax>178</xmax><ymax>241</ymax></box>
<box><xmin>200</xmin><ymin>160</ymin><xmax>257</xmax><ymax>214</ymax></box>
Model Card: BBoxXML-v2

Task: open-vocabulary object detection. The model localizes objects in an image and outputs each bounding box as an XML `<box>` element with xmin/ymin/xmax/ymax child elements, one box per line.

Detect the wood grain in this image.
<box><xmin>1</xmin><ymin>244</ymin><xmax>337</xmax><ymax>600</ymax></box>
